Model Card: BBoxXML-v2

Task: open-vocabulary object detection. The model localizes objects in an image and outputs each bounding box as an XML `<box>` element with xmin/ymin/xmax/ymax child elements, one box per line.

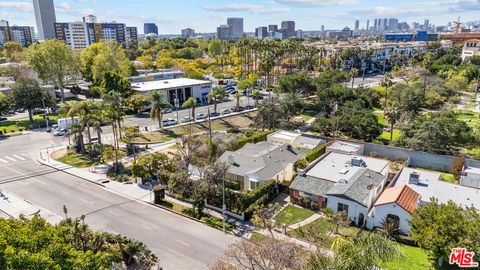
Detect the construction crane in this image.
<box><xmin>453</xmin><ymin>17</ymin><xmax>462</xmax><ymax>33</ymax></box>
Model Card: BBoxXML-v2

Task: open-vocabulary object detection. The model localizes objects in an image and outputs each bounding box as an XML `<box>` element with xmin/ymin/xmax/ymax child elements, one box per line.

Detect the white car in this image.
<box><xmin>162</xmin><ymin>118</ymin><xmax>177</xmax><ymax>127</ymax></box>
<box><xmin>195</xmin><ymin>113</ymin><xmax>207</xmax><ymax>120</ymax></box>
<box><xmin>220</xmin><ymin>109</ymin><xmax>231</xmax><ymax>115</ymax></box>
<box><xmin>162</xmin><ymin>108</ymin><xmax>173</xmax><ymax>114</ymax></box>
<box><xmin>53</xmin><ymin>129</ymin><xmax>67</xmax><ymax>136</ymax></box>
<box><xmin>182</xmin><ymin>116</ymin><xmax>193</xmax><ymax>123</ymax></box>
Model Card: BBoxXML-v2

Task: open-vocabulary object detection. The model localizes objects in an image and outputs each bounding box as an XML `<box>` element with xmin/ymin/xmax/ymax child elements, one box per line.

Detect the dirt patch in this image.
<box><xmin>51</xmin><ymin>148</ymin><xmax>67</xmax><ymax>159</ymax></box>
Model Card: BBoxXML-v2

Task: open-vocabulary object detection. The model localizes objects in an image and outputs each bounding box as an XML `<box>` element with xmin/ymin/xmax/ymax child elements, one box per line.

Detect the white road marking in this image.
<box><xmin>0</xmin><ymin>158</ymin><xmax>7</xmax><ymax>163</ymax></box>
<box><xmin>13</xmin><ymin>155</ymin><xmax>26</xmax><ymax>161</ymax></box>
<box><xmin>176</xmin><ymin>240</ymin><xmax>191</xmax><ymax>247</ymax></box>
<box><xmin>4</xmin><ymin>156</ymin><xmax>16</xmax><ymax>162</ymax></box>
<box><xmin>80</xmin><ymin>199</ymin><xmax>94</xmax><ymax>205</ymax></box>
<box><xmin>33</xmin><ymin>179</ymin><xmax>47</xmax><ymax>186</ymax></box>
<box><xmin>140</xmin><ymin>224</ymin><xmax>152</xmax><ymax>230</ymax></box>
<box><xmin>108</xmin><ymin>211</ymin><xmax>119</xmax><ymax>216</ymax></box>
<box><xmin>63</xmin><ymin>191</ymin><xmax>71</xmax><ymax>195</ymax></box>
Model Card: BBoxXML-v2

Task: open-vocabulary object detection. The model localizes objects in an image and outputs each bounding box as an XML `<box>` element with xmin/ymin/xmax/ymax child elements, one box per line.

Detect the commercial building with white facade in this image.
<box><xmin>131</xmin><ymin>78</ymin><xmax>212</xmax><ymax>106</ymax></box>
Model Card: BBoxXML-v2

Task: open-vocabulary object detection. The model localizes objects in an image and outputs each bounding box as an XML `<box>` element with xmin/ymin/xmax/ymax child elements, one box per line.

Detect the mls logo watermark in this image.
<box><xmin>449</xmin><ymin>248</ymin><xmax>479</xmax><ymax>268</ymax></box>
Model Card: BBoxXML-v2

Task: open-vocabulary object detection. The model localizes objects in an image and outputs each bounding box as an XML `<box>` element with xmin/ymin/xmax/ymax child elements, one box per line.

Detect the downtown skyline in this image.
<box><xmin>2</xmin><ymin>0</ymin><xmax>480</xmax><ymax>34</ymax></box>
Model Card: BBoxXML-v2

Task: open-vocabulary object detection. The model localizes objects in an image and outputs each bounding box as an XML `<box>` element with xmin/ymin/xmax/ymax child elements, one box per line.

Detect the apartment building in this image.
<box><xmin>0</xmin><ymin>20</ymin><xmax>35</xmax><ymax>47</ymax></box>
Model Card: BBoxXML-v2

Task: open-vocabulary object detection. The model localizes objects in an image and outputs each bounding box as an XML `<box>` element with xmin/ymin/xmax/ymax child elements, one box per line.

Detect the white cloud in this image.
<box><xmin>0</xmin><ymin>2</ymin><xmax>32</xmax><ymax>11</ymax></box>
<box><xmin>272</xmin><ymin>0</ymin><xmax>359</xmax><ymax>6</ymax></box>
<box><xmin>202</xmin><ymin>3</ymin><xmax>289</xmax><ymax>14</ymax></box>
<box><xmin>56</xmin><ymin>2</ymin><xmax>71</xmax><ymax>10</ymax></box>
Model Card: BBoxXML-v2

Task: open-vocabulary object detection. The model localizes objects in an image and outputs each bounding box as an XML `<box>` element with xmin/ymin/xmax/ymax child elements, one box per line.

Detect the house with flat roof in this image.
<box><xmin>289</xmin><ymin>151</ymin><xmax>390</xmax><ymax>225</ymax></box>
<box><xmin>368</xmin><ymin>167</ymin><xmax>480</xmax><ymax>233</ymax></box>
<box><xmin>326</xmin><ymin>140</ymin><xmax>364</xmax><ymax>155</ymax></box>
<box><xmin>267</xmin><ymin>130</ymin><xmax>325</xmax><ymax>153</ymax></box>
<box><xmin>131</xmin><ymin>78</ymin><xmax>212</xmax><ymax>106</ymax></box>
<box><xmin>461</xmin><ymin>166</ymin><xmax>480</xmax><ymax>189</ymax></box>
<box><xmin>218</xmin><ymin>141</ymin><xmax>304</xmax><ymax>191</ymax></box>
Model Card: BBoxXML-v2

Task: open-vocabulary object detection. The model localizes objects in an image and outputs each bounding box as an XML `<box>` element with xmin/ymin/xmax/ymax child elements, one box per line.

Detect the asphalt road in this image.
<box><xmin>0</xmin><ymin>134</ymin><xmax>236</xmax><ymax>269</ymax></box>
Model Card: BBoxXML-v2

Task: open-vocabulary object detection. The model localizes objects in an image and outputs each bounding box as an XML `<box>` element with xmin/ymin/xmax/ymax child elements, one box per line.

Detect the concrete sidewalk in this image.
<box><xmin>0</xmin><ymin>190</ymin><xmax>62</xmax><ymax>223</ymax></box>
<box><xmin>287</xmin><ymin>212</ymin><xmax>323</xmax><ymax>232</ymax></box>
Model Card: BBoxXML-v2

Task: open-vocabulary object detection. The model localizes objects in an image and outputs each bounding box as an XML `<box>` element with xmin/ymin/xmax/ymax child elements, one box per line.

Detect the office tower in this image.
<box><xmin>321</xmin><ymin>25</ymin><xmax>325</xmax><ymax>33</ymax></box>
<box><xmin>83</xmin><ymin>15</ymin><xmax>97</xmax><ymax>23</ymax></box>
<box><xmin>255</xmin><ymin>26</ymin><xmax>268</xmax><ymax>39</ymax></box>
<box><xmin>388</xmin><ymin>18</ymin><xmax>398</xmax><ymax>30</ymax></box>
<box><xmin>217</xmin><ymin>25</ymin><xmax>232</xmax><ymax>40</ymax></box>
<box><xmin>0</xmin><ymin>20</ymin><xmax>35</xmax><ymax>47</ymax></box>
<box><xmin>181</xmin><ymin>28</ymin><xmax>195</xmax><ymax>38</ymax></box>
<box><xmin>227</xmin><ymin>18</ymin><xmax>244</xmax><ymax>39</ymax></box>
<box><xmin>424</xmin><ymin>19</ymin><xmax>430</xmax><ymax>29</ymax></box>
<box><xmin>374</xmin><ymin>19</ymin><xmax>378</xmax><ymax>30</ymax></box>
<box><xmin>355</xmin><ymin>20</ymin><xmax>360</xmax><ymax>31</ymax></box>
<box><xmin>383</xmin><ymin>18</ymin><xmax>388</xmax><ymax>30</ymax></box>
<box><xmin>281</xmin><ymin>21</ymin><xmax>295</xmax><ymax>38</ymax></box>
<box><xmin>33</xmin><ymin>0</ymin><xmax>57</xmax><ymax>40</ymax></box>
<box><xmin>366</xmin><ymin>20</ymin><xmax>370</xmax><ymax>31</ymax></box>
<box><xmin>144</xmin><ymin>23</ymin><xmax>158</xmax><ymax>35</ymax></box>
<box><xmin>295</xmin><ymin>30</ymin><xmax>304</xmax><ymax>39</ymax></box>
<box><xmin>126</xmin><ymin>27</ymin><xmax>138</xmax><ymax>42</ymax></box>
<box><xmin>268</xmin><ymin>24</ymin><xmax>278</xmax><ymax>32</ymax></box>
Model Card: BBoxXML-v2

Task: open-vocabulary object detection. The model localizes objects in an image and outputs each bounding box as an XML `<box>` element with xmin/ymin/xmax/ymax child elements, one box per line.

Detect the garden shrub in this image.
<box><xmin>305</xmin><ymin>144</ymin><xmax>326</xmax><ymax>163</ymax></box>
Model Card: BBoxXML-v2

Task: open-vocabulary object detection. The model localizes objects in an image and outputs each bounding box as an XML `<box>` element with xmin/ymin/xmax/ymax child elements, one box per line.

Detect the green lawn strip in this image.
<box><xmin>378</xmin><ymin>130</ymin><xmax>402</xmax><ymax>142</ymax></box>
<box><xmin>415</xmin><ymin>168</ymin><xmax>457</xmax><ymax>184</ymax></box>
<box><xmin>379</xmin><ymin>244</ymin><xmax>433</xmax><ymax>270</ymax></box>
<box><xmin>159</xmin><ymin>200</ymin><xmax>236</xmax><ymax>232</ymax></box>
<box><xmin>275</xmin><ymin>205</ymin><xmax>315</xmax><ymax>226</ymax></box>
<box><xmin>0</xmin><ymin>114</ymin><xmax>59</xmax><ymax>133</ymax></box>
<box><xmin>56</xmin><ymin>153</ymin><xmax>100</xmax><ymax>168</ymax></box>
<box><xmin>250</xmin><ymin>232</ymin><xmax>269</xmax><ymax>242</ymax></box>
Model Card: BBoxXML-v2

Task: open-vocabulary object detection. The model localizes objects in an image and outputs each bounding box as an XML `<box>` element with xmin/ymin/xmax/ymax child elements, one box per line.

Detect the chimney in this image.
<box><xmin>227</xmin><ymin>154</ymin><xmax>235</xmax><ymax>165</ymax></box>
<box><xmin>409</xmin><ymin>171</ymin><xmax>420</xmax><ymax>185</ymax></box>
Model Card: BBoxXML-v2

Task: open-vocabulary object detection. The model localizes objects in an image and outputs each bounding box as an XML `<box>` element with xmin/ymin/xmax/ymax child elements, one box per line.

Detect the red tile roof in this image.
<box><xmin>375</xmin><ymin>185</ymin><xmax>420</xmax><ymax>214</ymax></box>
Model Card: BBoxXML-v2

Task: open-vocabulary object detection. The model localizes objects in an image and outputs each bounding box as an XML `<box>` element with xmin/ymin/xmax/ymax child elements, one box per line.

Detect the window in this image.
<box><xmin>386</xmin><ymin>214</ymin><xmax>400</xmax><ymax>228</ymax></box>
<box><xmin>337</xmin><ymin>203</ymin><xmax>349</xmax><ymax>215</ymax></box>
<box><xmin>249</xmin><ymin>181</ymin><xmax>258</xmax><ymax>190</ymax></box>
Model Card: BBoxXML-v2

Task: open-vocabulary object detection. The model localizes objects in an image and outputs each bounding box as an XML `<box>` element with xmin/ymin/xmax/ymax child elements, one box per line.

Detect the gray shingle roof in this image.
<box><xmin>327</xmin><ymin>168</ymin><xmax>384</xmax><ymax>207</ymax></box>
<box><xmin>293</xmin><ymin>135</ymin><xmax>325</xmax><ymax>149</ymax></box>
<box><xmin>218</xmin><ymin>141</ymin><xmax>304</xmax><ymax>181</ymax></box>
<box><xmin>290</xmin><ymin>175</ymin><xmax>335</xmax><ymax>197</ymax></box>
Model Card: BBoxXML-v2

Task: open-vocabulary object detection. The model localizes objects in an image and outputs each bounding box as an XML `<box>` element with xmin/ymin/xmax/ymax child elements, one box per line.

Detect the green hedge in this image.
<box><xmin>305</xmin><ymin>144</ymin><xmax>326</xmax><ymax>163</ymax></box>
<box><xmin>229</xmin><ymin>130</ymin><xmax>273</xmax><ymax>151</ymax></box>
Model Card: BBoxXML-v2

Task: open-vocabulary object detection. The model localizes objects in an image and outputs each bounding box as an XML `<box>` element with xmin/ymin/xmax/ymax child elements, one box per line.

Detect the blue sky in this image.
<box><xmin>2</xmin><ymin>0</ymin><xmax>480</xmax><ymax>34</ymax></box>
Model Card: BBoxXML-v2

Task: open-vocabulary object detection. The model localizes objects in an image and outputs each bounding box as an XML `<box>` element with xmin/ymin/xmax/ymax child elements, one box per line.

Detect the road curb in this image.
<box><xmin>37</xmin><ymin>156</ymin><xmax>240</xmax><ymax>237</ymax></box>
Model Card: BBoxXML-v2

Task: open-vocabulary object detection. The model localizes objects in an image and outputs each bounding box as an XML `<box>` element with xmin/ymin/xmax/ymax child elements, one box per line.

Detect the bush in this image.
<box><xmin>294</xmin><ymin>158</ymin><xmax>308</xmax><ymax>170</ymax></box>
<box><xmin>229</xmin><ymin>130</ymin><xmax>273</xmax><ymax>151</ymax></box>
<box><xmin>305</xmin><ymin>144</ymin><xmax>326</xmax><ymax>163</ymax></box>
<box><xmin>320</xmin><ymin>207</ymin><xmax>334</xmax><ymax>217</ymax></box>
<box><xmin>394</xmin><ymin>235</ymin><xmax>418</xmax><ymax>246</ymax></box>
<box><xmin>106</xmin><ymin>162</ymin><xmax>129</xmax><ymax>181</ymax></box>
<box><xmin>227</xmin><ymin>127</ymin><xmax>240</xmax><ymax>134</ymax></box>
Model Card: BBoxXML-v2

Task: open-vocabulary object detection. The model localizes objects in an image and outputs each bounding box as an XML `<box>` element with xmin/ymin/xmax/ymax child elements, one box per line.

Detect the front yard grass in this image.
<box><xmin>275</xmin><ymin>205</ymin><xmax>314</xmax><ymax>226</ymax></box>
<box><xmin>379</xmin><ymin>244</ymin><xmax>432</xmax><ymax>270</ymax></box>
<box><xmin>56</xmin><ymin>152</ymin><xmax>101</xmax><ymax>168</ymax></box>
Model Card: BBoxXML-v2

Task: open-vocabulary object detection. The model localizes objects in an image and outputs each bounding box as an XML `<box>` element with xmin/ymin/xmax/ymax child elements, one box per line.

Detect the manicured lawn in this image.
<box><xmin>379</xmin><ymin>130</ymin><xmax>402</xmax><ymax>142</ymax></box>
<box><xmin>440</xmin><ymin>173</ymin><xmax>456</xmax><ymax>183</ymax></box>
<box><xmin>0</xmin><ymin>114</ymin><xmax>59</xmax><ymax>134</ymax></box>
<box><xmin>379</xmin><ymin>244</ymin><xmax>433</xmax><ymax>270</ymax></box>
<box><xmin>56</xmin><ymin>152</ymin><xmax>101</xmax><ymax>168</ymax></box>
<box><xmin>275</xmin><ymin>205</ymin><xmax>314</xmax><ymax>226</ymax></box>
<box><xmin>376</xmin><ymin>113</ymin><xmax>388</xmax><ymax>126</ymax></box>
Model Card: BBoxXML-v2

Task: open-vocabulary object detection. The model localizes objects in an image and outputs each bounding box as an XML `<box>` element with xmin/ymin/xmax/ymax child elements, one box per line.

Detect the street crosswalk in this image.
<box><xmin>0</xmin><ymin>154</ymin><xmax>30</xmax><ymax>164</ymax></box>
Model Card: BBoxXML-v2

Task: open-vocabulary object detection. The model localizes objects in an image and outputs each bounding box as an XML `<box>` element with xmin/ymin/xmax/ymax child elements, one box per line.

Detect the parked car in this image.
<box><xmin>162</xmin><ymin>108</ymin><xmax>173</xmax><ymax>114</ymax></box>
<box><xmin>231</xmin><ymin>106</ymin><xmax>245</xmax><ymax>112</ymax></box>
<box><xmin>162</xmin><ymin>118</ymin><xmax>177</xmax><ymax>127</ymax></box>
<box><xmin>53</xmin><ymin>129</ymin><xmax>67</xmax><ymax>136</ymax></box>
<box><xmin>182</xmin><ymin>116</ymin><xmax>193</xmax><ymax>123</ymax></box>
<box><xmin>245</xmin><ymin>105</ymin><xmax>255</xmax><ymax>110</ymax></box>
<box><xmin>16</xmin><ymin>108</ymin><xmax>25</xmax><ymax>113</ymax></box>
<box><xmin>196</xmin><ymin>113</ymin><xmax>207</xmax><ymax>120</ymax></box>
<box><xmin>209</xmin><ymin>112</ymin><xmax>220</xmax><ymax>118</ymax></box>
<box><xmin>220</xmin><ymin>109</ymin><xmax>231</xmax><ymax>115</ymax></box>
<box><xmin>32</xmin><ymin>108</ymin><xmax>46</xmax><ymax>115</ymax></box>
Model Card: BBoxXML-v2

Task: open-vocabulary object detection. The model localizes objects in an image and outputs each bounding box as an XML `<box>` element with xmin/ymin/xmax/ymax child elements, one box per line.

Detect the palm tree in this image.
<box><xmin>380</xmin><ymin>72</ymin><xmax>393</xmax><ymax>108</ymax></box>
<box><xmin>104</xmin><ymin>91</ymin><xmax>125</xmax><ymax>139</ymax></box>
<box><xmin>208</xmin><ymin>86</ymin><xmax>226</xmax><ymax>113</ymax></box>
<box><xmin>150</xmin><ymin>90</ymin><xmax>172</xmax><ymax>128</ymax></box>
<box><xmin>67</xmin><ymin>102</ymin><xmax>85</xmax><ymax>153</ymax></box>
<box><xmin>251</xmin><ymin>89</ymin><xmax>260</xmax><ymax>108</ymax></box>
<box><xmin>350</xmin><ymin>68</ymin><xmax>360</xmax><ymax>88</ymax></box>
<box><xmin>384</xmin><ymin>105</ymin><xmax>400</xmax><ymax>141</ymax></box>
<box><xmin>77</xmin><ymin>101</ymin><xmax>95</xmax><ymax>157</ymax></box>
<box><xmin>234</xmin><ymin>91</ymin><xmax>241</xmax><ymax>111</ymax></box>
<box><xmin>90</xmin><ymin>105</ymin><xmax>105</xmax><ymax>154</ymax></box>
<box><xmin>182</xmin><ymin>97</ymin><xmax>197</xmax><ymax>120</ymax></box>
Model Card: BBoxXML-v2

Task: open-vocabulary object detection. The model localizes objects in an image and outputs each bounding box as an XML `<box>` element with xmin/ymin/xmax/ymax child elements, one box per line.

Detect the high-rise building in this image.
<box><xmin>181</xmin><ymin>28</ymin><xmax>195</xmax><ymax>38</ymax></box>
<box><xmin>281</xmin><ymin>21</ymin><xmax>295</xmax><ymax>38</ymax></box>
<box><xmin>374</xmin><ymin>19</ymin><xmax>378</xmax><ymax>30</ymax></box>
<box><xmin>424</xmin><ymin>19</ymin><xmax>430</xmax><ymax>30</ymax></box>
<box><xmin>0</xmin><ymin>20</ymin><xmax>34</xmax><ymax>47</ymax></box>
<box><xmin>321</xmin><ymin>25</ymin><xmax>325</xmax><ymax>33</ymax></box>
<box><xmin>268</xmin><ymin>25</ymin><xmax>278</xmax><ymax>32</ymax></box>
<box><xmin>83</xmin><ymin>15</ymin><xmax>97</xmax><ymax>23</ymax></box>
<box><xmin>55</xmin><ymin>21</ymin><xmax>136</xmax><ymax>50</ymax></box>
<box><xmin>387</xmin><ymin>18</ymin><xmax>398</xmax><ymax>30</ymax></box>
<box><xmin>144</xmin><ymin>23</ymin><xmax>158</xmax><ymax>35</ymax></box>
<box><xmin>227</xmin><ymin>18</ymin><xmax>244</xmax><ymax>39</ymax></box>
<box><xmin>355</xmin><ymin>20</ymin><xmax>360</xmax><ymax>31</ymax></box>
<box><xmin>366</xmin><ymin>20</ymin><xmax>370</xmax><ymax>31</ymax></box>
<box><xmin>217</xmin><ymin>25</ymin><xmax>232</xmax><ymax>40</ymax></box>
<box><xmin>383</xmin><ymin>18</ymin><xmax>388</xmax><ymax>30</ymax></box>
<box><xmin>255</xmin><ymin>26</ymin><xmax>268</xmax><ymax>39</ymax></box>
<box><xmin>295</xmin><ymin>30</ymin><xmax>304</xmax><ymax>39</ymax></box>
<box><xmin>33</xmin><ymin>0</ymin><xmax>57</xmax><ymax>40</ymax></box>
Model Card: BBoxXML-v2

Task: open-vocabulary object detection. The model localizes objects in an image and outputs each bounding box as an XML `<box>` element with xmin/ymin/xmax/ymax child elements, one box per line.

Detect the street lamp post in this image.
<box><xmin>42</xmin><ymin>97</ymin><xmax>49</xmax><ymax>130</ymax></box>
<box><xmin>222</xmin><ymin>177</ymin><xmax>226</xmax><ymax>233</ymax></box>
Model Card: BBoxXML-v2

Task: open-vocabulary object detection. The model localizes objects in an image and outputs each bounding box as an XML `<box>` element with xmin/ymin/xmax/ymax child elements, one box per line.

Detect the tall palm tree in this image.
<box><xmin>77</xmin><ymin>101</ymin><xmax>96</xmax><ymax>157</ymax></box>
<box><xmin>104</xmin><ymin>91</ymin><xmax>125</xmax><ymax>139</ymax></box>
<box><xmin>234</xmin><ymin>92</ymin><xmax>241</xmax><ymax>111</ymax></box>
<box><xmin>350</xmin><ymin>68</ymin><xmax>360</xmax><ymax>88</ymax></box>
<box><xmin>208</xmin><ymin>86</ymin><xmax>226</xmax><ymax>113</ymax></box>
<box><xmin>251</xmin><ymin>89</ymin><xmax>260</xmax><ymax>108</ymax></box>
<box><xmin>90</xmin><ymin>104</ymin><xmax>105</xmax><ymax>153</ymax></box>
<box><xmin>380</xmin><ymin>73</ymin><xmax>393</xmax><ymax>108</ymax></box>
<box><xmin>182</xmin><ymin>97</ymin><xmax>197</xmax><ymax>120</ymax></box>
<box><xmin>150</xmin><ymin>90</ymin><xmax>171</xmax><ymax>128</ymax></box>
<box><xmin>67</xmin><ymin>102</ymin><xmax>85</xmax><ymax>153</ymax></box>
<box><xmin>384</xmin><ymin>105</ymin><xmax>400</xmax><ymax>141</ymax></box>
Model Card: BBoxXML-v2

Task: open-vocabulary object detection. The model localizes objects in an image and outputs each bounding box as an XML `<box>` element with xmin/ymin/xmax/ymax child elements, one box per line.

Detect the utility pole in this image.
<box><xmin>42</xmin><ymin>97</ymin><xmax>49</xmax><ymax>130</ymax></box>
<box><xmin>333</xmin><ymin>101</ymin><xmax>339</xmax><ymax>142</ymax></box>
<box><xmin>222</xmin><ymin>177</ymin><xmax>226</xmax><ymax>233</ymax></box>
<box><xmin>207</xmin><ymin>107</ymin><xmax>212</xmax><ymax>144</ymax></box>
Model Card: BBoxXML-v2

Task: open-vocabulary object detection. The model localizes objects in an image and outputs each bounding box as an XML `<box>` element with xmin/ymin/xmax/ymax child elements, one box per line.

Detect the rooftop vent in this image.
<box><xmin>227</xmin><ymin>154</ymin><xmax>235</xmax><ymax>165</ymax></box>
<box><xmin>338</xmin><ymin>179</ymin><xmax>348</xmax><ymax>185</ymax></box>
<box><xmin>409</xmin><ymin>171</ymin><xmax>420</xmax><ymax>185</ymax></box>
<box><xmin>339</xmin><ymin>168</ymin><xmax>349</xmax><ymax>175</ymax></box>
<box><xmin>351</xmin><ymin>156</ymin><xmax>364</xmax><ymax>167</ymax></box>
